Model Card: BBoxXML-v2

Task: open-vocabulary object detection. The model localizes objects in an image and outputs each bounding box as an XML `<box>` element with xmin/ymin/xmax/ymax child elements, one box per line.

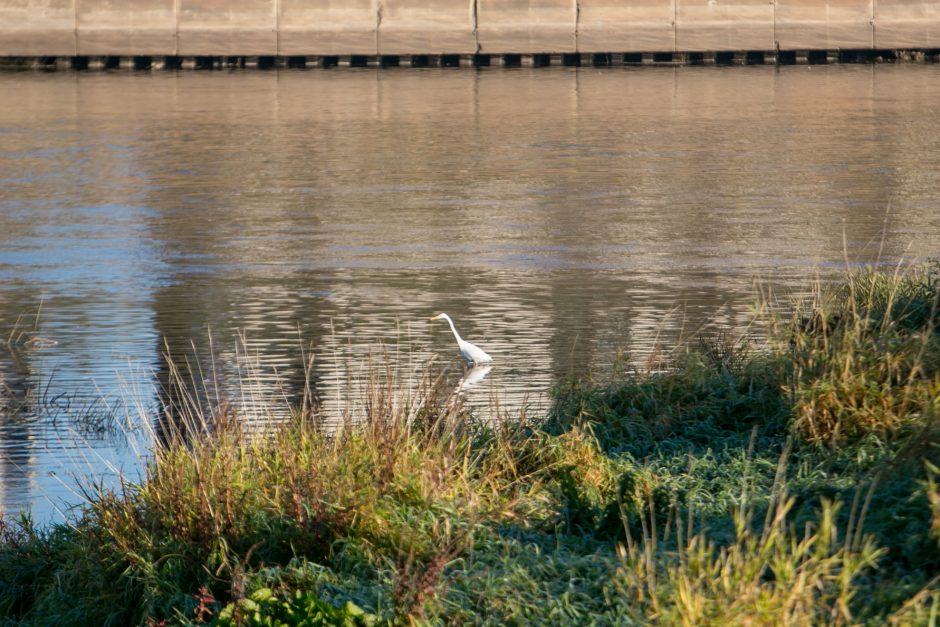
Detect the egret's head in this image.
<box><xmin>429</xmin><ymin>312</ymin><xmax>449</xmax><ymax>322</ymax></box>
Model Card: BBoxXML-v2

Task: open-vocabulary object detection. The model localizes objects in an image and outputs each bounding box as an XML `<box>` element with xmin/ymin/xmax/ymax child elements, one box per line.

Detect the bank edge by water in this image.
<box><xmin>2</xmin><ymin>48</ymin><xmax>940</xmax><ymax>72</ymax></box>
<box><xmin>0</xmin><ymin>266</ymin><xmax>938</xmax><ymax>624</ymax></box>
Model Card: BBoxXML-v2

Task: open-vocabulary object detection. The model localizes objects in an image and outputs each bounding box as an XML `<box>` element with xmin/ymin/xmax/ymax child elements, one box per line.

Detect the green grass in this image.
<box><xmin>1</xmin><ymin>265</ymin><xmax>939</xmax><ymax>625</ymax></box>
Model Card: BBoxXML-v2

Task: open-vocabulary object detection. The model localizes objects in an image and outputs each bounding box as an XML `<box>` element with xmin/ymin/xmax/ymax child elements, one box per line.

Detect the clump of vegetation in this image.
<box><xmin>1</xmin><ymin>266</ymin><xmax>939</xmax><ymax>625</ymax></box>
<box><xmin>789</xmin><ymin>266</ymin><xmax>940</xmax><ymax>446</ymax></box>
<box><xmin>216</xmin><ymin>587</ymin><xmax>376</xmax><ymax>626</ymax></box>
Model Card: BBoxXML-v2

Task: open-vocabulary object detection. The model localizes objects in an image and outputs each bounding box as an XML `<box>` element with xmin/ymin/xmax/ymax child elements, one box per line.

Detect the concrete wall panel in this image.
<box><xmin>676</xmin><ymin>0</ymin><xmax>774</xmax><ymax>50</ymax></box>
<box><xmin>279</xmin><ymin>0</ymin><xmax>377</xmax><ymax>55</ymax></box>
<box><xmin>776</xmin><ymin>0</ymin><xmax>873</xmax><ymax>48</ymax></box>
<box><xmin>77</xmin><ymin>0</ymin><xmax>177</xmax><ymax>55</ymax></box>
<box><xmin>577</xmin><ymin>0</ymin><xmax>676</xmax><ymax>52</ymax></box>
<box><xmin>875</xmin><ymin>0</ymin><xmax>940</xmax><ymax>47</ymax></box>
<box><xmin>178</xmin><ymin>0</ymin><xmax>276</xmax><ymax>55</ymax></box>
<box><xmin>0</xmin><ymin>0</ymin><xmax>75</xmax><ymax>56</ymax></box>
<box><xmin>4</xmin><ymin>0</ymin><xmax>940</xmax><ymax>58</ymax></box>
<box><xmin>378</xmin><ymin>0</ymin><xmax>475</xmax><ymax>54</ymax></box>
<box><xmin>477</xmin><ymin>0</ymin><xmax>576</xmax><ymax>53</ymax></box>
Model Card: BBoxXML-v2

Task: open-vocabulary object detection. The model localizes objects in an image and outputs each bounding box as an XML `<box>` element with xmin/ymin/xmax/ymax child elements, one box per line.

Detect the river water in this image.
<box><xmin>1</xmin><ymin>65</ymin><xmax>939</xmax><ymax>523</ymax></box>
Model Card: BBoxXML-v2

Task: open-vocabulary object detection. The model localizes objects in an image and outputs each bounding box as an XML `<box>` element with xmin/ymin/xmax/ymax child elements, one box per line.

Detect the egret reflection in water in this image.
<box><xmin>458</xmin><ymin>364</ymin><xmax>494</xmax><ymax>393</ymax></box>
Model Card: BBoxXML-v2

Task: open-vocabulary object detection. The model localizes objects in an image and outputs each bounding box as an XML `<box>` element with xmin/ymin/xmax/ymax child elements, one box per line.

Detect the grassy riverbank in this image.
<box><xmin>2</xmin><ymin>267</ymin><xmax>939</xmax><ymax>625</ymax></box>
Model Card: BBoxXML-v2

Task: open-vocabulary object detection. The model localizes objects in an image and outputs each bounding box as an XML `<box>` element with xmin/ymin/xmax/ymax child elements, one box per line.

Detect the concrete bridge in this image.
<box><xmin>2</xmin><ymin>0</ymin><xmax>939</xmax><ymax>67</ymax></box>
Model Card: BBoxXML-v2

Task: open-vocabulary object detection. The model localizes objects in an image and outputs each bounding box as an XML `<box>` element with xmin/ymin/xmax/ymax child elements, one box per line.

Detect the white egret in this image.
<box><xmin>429</xmin><ymin>313</ymin><xmax>494</xmax><ymax>364</ymax></box>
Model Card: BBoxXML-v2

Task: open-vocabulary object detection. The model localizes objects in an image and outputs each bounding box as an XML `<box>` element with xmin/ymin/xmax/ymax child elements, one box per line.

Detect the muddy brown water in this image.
<box><xmin>1</xmin><ymin>65</ymin><xmax>939</xmax><ymax>522</ymax></box>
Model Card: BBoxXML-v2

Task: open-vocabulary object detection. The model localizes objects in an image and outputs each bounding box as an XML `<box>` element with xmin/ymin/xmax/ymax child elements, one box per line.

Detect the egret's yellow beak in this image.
<box><xmin>429</xmin><ymin>314</ymin><xmax>440</xmax><ymax>321</ymax></box>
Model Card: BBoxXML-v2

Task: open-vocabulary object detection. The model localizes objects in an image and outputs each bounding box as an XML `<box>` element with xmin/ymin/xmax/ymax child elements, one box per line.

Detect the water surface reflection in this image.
<box><xmin>1</xmin><ymin>65</ymin><xmax>939</xmax><ymax>522</ymax></box>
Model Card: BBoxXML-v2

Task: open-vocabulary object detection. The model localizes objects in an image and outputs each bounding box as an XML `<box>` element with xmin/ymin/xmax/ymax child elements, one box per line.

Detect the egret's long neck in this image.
<box><xmin>443</xmin><ymin>316</ymin><xmax>463</xmax><ymax>343</ymax></box>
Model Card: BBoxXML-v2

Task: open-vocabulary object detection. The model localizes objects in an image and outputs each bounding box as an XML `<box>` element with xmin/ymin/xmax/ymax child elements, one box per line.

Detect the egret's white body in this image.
<box><xmin>430</xmin><ymin>313</ymin><xmax>494</xmax><ymax>364</ymax></box>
